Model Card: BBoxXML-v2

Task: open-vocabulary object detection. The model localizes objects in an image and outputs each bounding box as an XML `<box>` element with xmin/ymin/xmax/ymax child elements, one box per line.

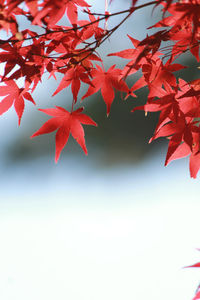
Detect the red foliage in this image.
<box><xmin>0</xmin><ymin>0</ymin><xmax>200</xmax><ymax>178</ymax></box>
<box><xmin>0</xmin><ymin>78</ymin><xmax>35</xmax><ymax>124</ymax></box>
<box><xmin>82</xmin><ymin>64</ymin><xmax>129</xmax><ymax>115</ymax></box>
<box><xmin>31</xmin><ymin>106</ymin><xmax>96</xmax><ymax>162</ymax></box>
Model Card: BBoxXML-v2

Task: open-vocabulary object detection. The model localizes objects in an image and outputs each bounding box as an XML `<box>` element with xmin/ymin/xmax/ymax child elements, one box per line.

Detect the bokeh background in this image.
<box><xmin>0</xmin><ymin>0</ymin><xmax>200</xmax><ymax>299</ymax></box>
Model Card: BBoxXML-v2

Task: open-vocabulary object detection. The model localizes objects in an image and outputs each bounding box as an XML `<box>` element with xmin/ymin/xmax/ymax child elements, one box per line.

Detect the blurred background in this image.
<box><xmin>0</xmin><ymin>0</ymin><xmax>200</xmax><ymax>299</ymax></box>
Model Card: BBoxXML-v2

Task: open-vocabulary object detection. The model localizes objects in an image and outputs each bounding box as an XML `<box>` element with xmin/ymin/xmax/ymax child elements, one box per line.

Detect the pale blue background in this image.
<box><xmin>0</xmin><ymin>1</ymin><xmax>199</xmax><ymax>300</ymax></box>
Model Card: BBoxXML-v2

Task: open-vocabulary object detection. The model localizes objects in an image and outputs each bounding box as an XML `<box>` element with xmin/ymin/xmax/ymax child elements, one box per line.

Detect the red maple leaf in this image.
<box><xmin>32</xmin><ymin>0</ymin><xmax>90</xmax><ymax>26</ymax></box>
<box><xmin>77</xmin><ymin>9</ymin><xmax>105</xmax><ymax>42</ymax></box>
<box><xmin>169</xmin><ymin>26</ymin><xmax>200</xmax><ymax>61</ymax></box>
<box><xmin>160</xmin><ymin>125</ymin><xmax>200</xmax><ymax>178</ymax></box>
<box><xmin>142</xmin><ymin>58</ymin><xmax>186</xmax><ymax>97</ymax></box>
<box><xmin>52</xmin><ymin>65</ymin><xmax>92</xmax><ymax>102</ymax></box>
<box><xmin>82</xmin><ymin>64</ymin><xmax>129</xmax><ymax>115</ymax></box>
<box><xmin>152</xmin><ymin>1</ymin><xmax>200</xmax><ymax>39</ymax></box>
<box><xmin>108</xmin><ymin>34</ymin><xmax>163</xmax><ymax>78</ymax></box>
<box><xmin>0</xmin><ymin>42</ymin><xmax>24</xmax><ymax>78</ymax></box>
<box><xmin>0</xmin><ymin>79</ymin><xmax>35</xmax><ymax>124</ymax></box>
<box><xmin>168</xmin><ymin>1</ymin><xmax>200</xmax><ymax>38</ymax></box>
<box><xmin>31</xmin><ymin>106</ymin><xmax>97</xmax><ymax>162</ymax></box>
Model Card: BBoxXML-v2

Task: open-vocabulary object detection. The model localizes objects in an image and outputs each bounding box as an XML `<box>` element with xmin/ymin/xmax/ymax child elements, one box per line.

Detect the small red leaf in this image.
<box><xmin>31</xmin><ymin>106</ymin><xmax>97</xmax><ymax>162</ymax></box>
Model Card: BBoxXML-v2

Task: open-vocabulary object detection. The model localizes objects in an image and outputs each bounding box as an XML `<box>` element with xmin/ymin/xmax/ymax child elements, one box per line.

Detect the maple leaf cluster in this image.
<box><xmin>0</xmin><ymin>0</ymin><xmax>200</xmax><ymax>179</ymax></box>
